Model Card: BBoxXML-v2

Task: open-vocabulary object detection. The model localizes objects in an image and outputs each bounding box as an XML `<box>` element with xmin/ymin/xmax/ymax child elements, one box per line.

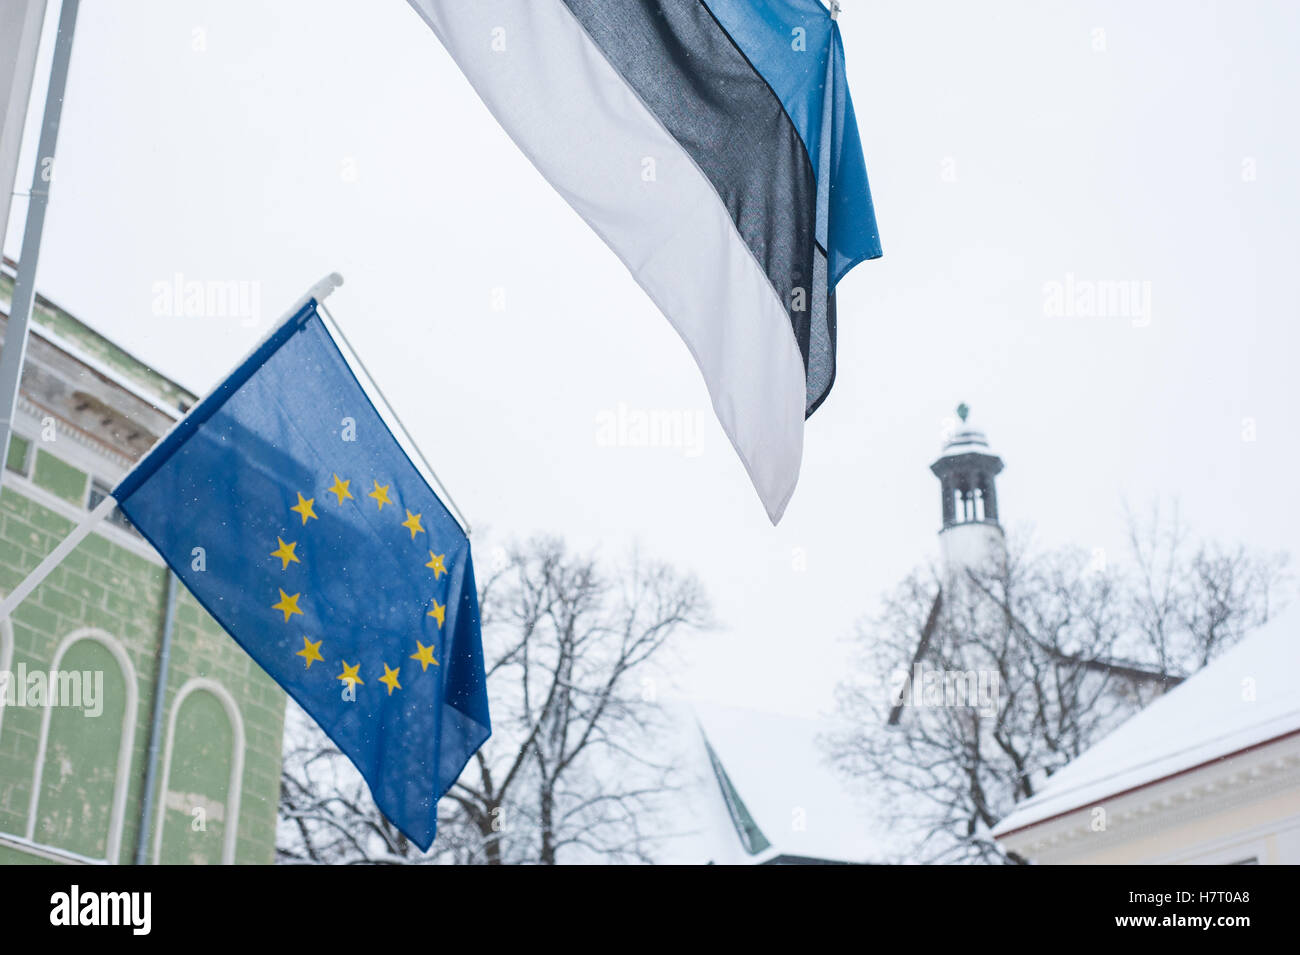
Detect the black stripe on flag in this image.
<box><xmin>560</xmin><ymin>0</ymin><xmax>832</xmax><ymax>417</ymax></box>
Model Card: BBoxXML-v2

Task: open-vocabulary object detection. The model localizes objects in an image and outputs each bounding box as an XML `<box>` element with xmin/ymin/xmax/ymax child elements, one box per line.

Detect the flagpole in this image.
<box><xmin>0</xmin><ymin>0</ymin><xmax>79</xmax><ymax>499</ymax></box>
<box><xmin>0</xmin><ymin>0</ymin><xmax>48</xmax><ymax>251</ymax></box>
<box><xmin>0</xmin><ymin>495</ymin><xmax>111</xmax><ymax>620</ymax></box>
<box><xmin>0</xmin><ymin>274</ymin><xmax>344</xmax><ymax>623</ymax></box>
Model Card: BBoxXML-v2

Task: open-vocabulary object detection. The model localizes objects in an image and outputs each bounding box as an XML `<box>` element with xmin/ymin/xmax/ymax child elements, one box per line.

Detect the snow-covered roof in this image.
<box><xmin>656</xmin><ymin>701</ymin><xmax>895</xmax><ymax>864</ymax></box>
<box><xmin>28</xmin><ymin>322</ymin><xmax>186</xmax><ymax>421</ymax></box>
<box><xmin>933</xmin><ymin>425</ymin><xmax>1003</xmax><ymax>470</ymax></box>
<box><xmin>993</xmin><ymin>603</ymin><xmax>1300</xmax><ymax>837</ymax></box>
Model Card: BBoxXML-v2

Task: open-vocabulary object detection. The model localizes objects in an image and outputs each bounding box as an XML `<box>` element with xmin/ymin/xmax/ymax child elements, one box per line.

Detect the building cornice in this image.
<box><xmin>17</xmin><ymin>394</ymin><xmax>136</xmax><ymax>475</ymax></box>
<box><xmin>998</xmin><ymin>730</ymin><xmax>1300</xmax><ymax>862</ymax></box>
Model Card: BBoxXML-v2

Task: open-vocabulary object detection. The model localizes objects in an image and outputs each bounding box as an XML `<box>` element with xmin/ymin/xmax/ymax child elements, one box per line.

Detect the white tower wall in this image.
<box><xmin>940</xmin><ymin>521</ymin><xmax>1006</xmax><ymax>578</ymax></box>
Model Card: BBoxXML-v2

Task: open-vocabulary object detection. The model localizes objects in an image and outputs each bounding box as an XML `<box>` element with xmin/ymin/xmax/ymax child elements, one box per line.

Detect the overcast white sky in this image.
<box><xmin>7</xmin><ymin>0</ymin><xmax>1298</xmax><ymax>721</ymax></box>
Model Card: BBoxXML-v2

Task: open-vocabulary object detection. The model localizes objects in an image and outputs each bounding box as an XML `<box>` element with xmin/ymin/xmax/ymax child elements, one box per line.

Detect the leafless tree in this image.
<box><xmin>826</xmin><ymin>506</ymin><xmax>1289</xmax><ymax>864</ymax></box>
<box><xmin>277</xmin><ymin>535</ymin><xmax>711</xmax><ymax>864</ymax></box>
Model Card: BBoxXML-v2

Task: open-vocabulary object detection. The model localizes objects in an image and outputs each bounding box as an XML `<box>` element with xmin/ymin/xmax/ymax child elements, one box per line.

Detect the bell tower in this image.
<box><xmin>888</xmin><ymin>405</ymin><xmax>1009</xmax><ymax>726</ymax></box>
<box><xmin>931</xmin><ymin>403</ymin><xmax>1006</xmax><ymax>575</ymax></box>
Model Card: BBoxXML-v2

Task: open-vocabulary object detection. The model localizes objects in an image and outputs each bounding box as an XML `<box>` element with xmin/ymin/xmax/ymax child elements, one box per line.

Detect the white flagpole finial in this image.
<box><xmin>307</xmin><ymin>272</ymin><xmax>344</xmax><ymax>304</ymax></box>
<box><xmin>830</xmin><ymin>1</ymin><xmax>841</xmax><ymax>20</ymax></box>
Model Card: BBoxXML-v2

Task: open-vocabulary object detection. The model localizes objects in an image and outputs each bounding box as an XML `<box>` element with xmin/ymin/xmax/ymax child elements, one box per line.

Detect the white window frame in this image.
<box><xmin>0</xmin><ymin>617</ymin><xmax>12</xmax><ymax>741</ymax></box>
<box><xmin>152</xmin><ymin>678</ymin><xmax>245</xmax><ymax>865</ymax></box>
<box><xmin>25</xmin><ymin>628</ymin><xmax>137</xmax><ymax>864</ymax></box>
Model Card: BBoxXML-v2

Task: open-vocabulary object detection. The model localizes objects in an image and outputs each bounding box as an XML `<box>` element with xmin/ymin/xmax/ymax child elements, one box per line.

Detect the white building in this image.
<box><xmin>993</xmin><ymin>604</ymin><xmax>1300</xmax><ymax>864</ymax></box>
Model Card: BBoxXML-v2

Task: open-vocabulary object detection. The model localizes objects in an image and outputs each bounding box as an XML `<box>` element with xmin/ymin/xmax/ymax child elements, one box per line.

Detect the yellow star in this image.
<box><xmin>378</xmin><ymin>663</ymin><xmax>402</xmax><ymax>696</ymax></box>
<box><xmin>272</xmin><ymin>588</ymin><xmax>304</xmax><ymax>622</ymax></box>
<box><xmin>296</xmin><ymin>636</ymin><xmax>323</xmax><ymax>669</ymax></box>
<box><xmin>368</xmin><ymin>481</ymin><xmax>392</xmax><ymax>511</ymax></box>
<box><xmin>425</xmin><ymin>552</ymin><xmax>446</xmax><ymax>579</ymax></box>
<box><xmin>410</xmin><ymin>640</ymin><xmax>440</xmax><ymax>671</ymax></box>
<box><xmin>290</xmin><ymin>491</ymin><xmax>318</xmax><ymax>524</ymax></box>
<box><xmin>327</xmin><ymin>474</ymin><xmax>353</xmax><ymax>505</ymax></box>
<box><xmin>427</xmin><ymin>599</ymin><xmax>445</xmax><ymax>628</ymax></box>
<box><xmin>337</xmin><ymin>660</ymin><xmax>364</xmax><ymax>687</ymax></box>
<box><xmin>270</xmin><ymin>537</ymin><xmax>299</xmax><ymax>570</ymax></box>
<box><xmin>401</xmin><ymin>510</ymin><xmax>424</xmax><ymax>539</ymax></box>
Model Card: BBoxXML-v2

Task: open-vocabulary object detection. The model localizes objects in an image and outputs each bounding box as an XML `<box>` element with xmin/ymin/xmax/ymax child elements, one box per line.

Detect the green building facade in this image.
<box><xmin>0</xmin><ymin>267</ymin><xmax>285</xmax><ymax>864</ymax></box>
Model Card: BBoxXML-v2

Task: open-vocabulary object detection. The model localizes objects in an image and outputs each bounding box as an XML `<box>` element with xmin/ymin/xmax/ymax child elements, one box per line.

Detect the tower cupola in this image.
<box><xmin>930</xmin><ymin>404</ymin><xmax>1006</xmax><ymax>574</ymax></box>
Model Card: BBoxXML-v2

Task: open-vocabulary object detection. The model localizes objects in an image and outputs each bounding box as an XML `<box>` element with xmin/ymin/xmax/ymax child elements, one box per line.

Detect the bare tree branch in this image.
<box><xmin>276</xmin><ymin>535</ymin><xmax>711</xmax><ymax>864</ymax></box>
<box><xmin>826</xmin><ymin>507</ymin><xmax>1290</xmax><ymax>864</ymax></box>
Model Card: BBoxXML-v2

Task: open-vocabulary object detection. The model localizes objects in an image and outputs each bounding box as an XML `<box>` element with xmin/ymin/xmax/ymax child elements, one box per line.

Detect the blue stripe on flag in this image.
<box><xmin>702</xmin><ymin>0</ymin><xmax>881</xmax><ymax>282</ymax></box>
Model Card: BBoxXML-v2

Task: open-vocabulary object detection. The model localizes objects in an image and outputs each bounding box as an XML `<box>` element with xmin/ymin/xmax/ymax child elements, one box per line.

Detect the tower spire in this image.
<box><xmin>931</xmin><ymin>404</ymin><xmax>1006</xmax><ymax>574</ymax></box>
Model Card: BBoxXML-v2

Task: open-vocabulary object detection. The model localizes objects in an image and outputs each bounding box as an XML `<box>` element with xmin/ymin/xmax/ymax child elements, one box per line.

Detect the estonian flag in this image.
<box><xmin>407</xmin><ymin>0</ymin><xmax>882</xmax><ymax>523</ymax></box>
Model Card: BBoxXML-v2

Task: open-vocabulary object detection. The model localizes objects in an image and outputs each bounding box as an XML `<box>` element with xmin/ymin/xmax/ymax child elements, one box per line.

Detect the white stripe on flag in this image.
<box><xmin>407</xmin><ymin>0</ymin><xmax>807</xmax><ymax>523</ymax></box>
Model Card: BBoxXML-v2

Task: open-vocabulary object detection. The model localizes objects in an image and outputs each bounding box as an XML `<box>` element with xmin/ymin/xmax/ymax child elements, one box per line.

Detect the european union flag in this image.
<box><xmin>113</xmin><ymin>299</ymin><xmax>490</xmax><ymax>850</ymax></box>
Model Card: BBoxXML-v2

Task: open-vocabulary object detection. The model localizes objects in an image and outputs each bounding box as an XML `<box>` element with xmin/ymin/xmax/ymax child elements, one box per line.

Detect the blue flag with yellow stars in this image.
<box><xmin>113</xmin><ymin>299</ymin><xmax>490</xmax><ymax>851</ymax></box>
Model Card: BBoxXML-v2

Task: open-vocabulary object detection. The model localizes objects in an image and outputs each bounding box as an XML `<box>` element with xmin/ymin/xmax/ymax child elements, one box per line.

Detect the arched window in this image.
<box><xmin>27</xmin><ymin>628</ymin><xmax>137</xmax><ymax>863</ymax></box>
<box><xmin>152</xmin><ymin>678</ymin><xmax>244</xmax><ymax>865</ymax></box>
<box><xmin>954</xmin><ymin>482</ymin><xmax>981</xmax><ymax>523</ymax></box>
